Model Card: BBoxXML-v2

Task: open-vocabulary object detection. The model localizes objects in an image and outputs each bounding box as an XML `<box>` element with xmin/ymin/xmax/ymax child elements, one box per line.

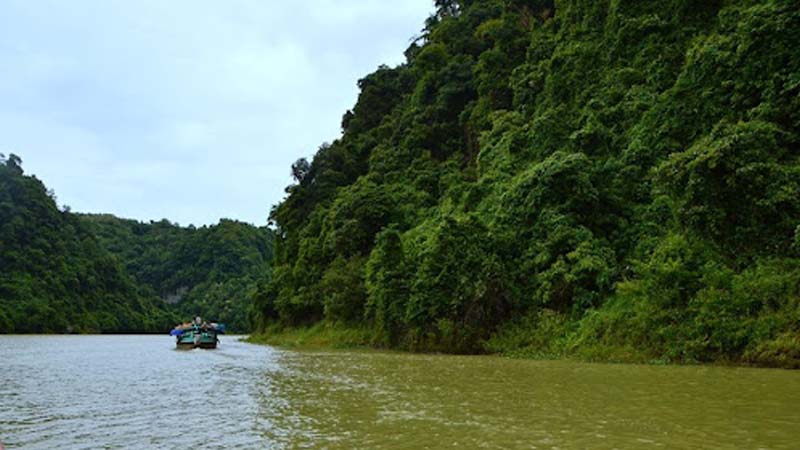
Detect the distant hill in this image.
<box><xmin>0</xmin><ymin>154</ymin><xmax>272</xmax><ymax>333</ymax></box>
<box><xmin>81</xmin><ymin>214</ymin><xmax>273</xmax><ymax>332</ymax></box>
<box><xmin>0</xmin><ymin>154</ymin><xmax>176</xmax><ymax>333</ymax></box>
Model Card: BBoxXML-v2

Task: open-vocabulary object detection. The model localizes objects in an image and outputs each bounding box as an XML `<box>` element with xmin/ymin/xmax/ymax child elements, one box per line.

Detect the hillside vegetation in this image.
<box><xmin>0</xmin><ymin>155</ymin><xmax>176</xmax><ymax>333</ymax></box>
<box><xmin>0</xmin><ymin>154</ymin><xmax>272</xmax><ymax>333</ymax></box>
<box><xmin>257</xmin><ymin>0</ymin><xmax>800</xmax><ymax>367</ymax></box>
<box><xmin>82</xmin><ymin>215</ymin><xmax>273</xmax><ymax>332</ymax></box>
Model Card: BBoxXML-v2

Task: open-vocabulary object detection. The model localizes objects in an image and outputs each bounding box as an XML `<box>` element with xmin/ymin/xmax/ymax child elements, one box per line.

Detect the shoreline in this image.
<box><xmin>244</xmin><ymin>323</ymin><xmax>799</xmax><ymax>371</ymax></box>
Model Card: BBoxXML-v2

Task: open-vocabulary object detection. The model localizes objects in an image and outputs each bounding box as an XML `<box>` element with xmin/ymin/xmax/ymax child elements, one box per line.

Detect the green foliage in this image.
<box><xmin>0</xmin><ymin>156</ymin><xmax>177</xmax><ymax>333</ymax></box>
<box><xmin>0</xmin><ymin>154</ymin><xmax>272</xmax><ymax>333</ymax></box>
<box><xmin>569</xmin><ymin>253</ymin><xmax>800</xmax><ymax>366</ymax></box>
<box><xmin>247</xmin><ymin>321</ymin><xmax>372</xmax><ymax>350</ymax></box>
<box><xmin>257</xmin><ymin>0</ymin><xmax>800</xmax><ymax>366</ymax></box>
<box><xmin>82</xmin><ymin>215</ymin><xmax>273</xmax><ymax>332</ymax></box>
<box><xmin>483</xmin><ymin>309</ymin><xmax>569</xmax><ymax>359</ymax></box>
<box><xmin>656</xmin><ymin>120</ymin><xmax>799</xmax><ymax>259</ymax></box>
<box><xmin>321</xmin><ymin>255</ymin><xmax>367</xmax><ymax>323</ymax></box>
<box><xmin>404</xmin><ymin>215</ymin><xmax>510</xmax><ymax>352</ymax></box>
<box><xmin>365</xmin><ymin>227</ymin><xmax>409</xmax><ymax>346</ymax></box>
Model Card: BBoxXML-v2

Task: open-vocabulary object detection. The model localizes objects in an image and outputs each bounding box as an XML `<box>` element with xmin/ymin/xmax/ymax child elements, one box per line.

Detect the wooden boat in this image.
<box><xmin>170</xmin><ymin>317</ymin><xmax>225</xmax><ymax>349</ymax></box>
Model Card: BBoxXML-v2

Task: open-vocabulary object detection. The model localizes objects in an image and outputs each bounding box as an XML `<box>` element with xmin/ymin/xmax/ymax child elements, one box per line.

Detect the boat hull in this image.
<box><xmin>175</xmin><ymin>330</ymin><xmax>219</xmax><ymax>349</ymax></box>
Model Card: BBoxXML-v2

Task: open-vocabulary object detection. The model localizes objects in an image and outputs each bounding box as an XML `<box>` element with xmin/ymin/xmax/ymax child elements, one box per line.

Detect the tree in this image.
<box><xmin>291</xmin><ymin>158</ymin><xmax>311</xmax><ymax>183</ymax></box>
<box><xmin>6</xmin><ymin>153</ymin><xmax>23</xmax><ymax>175</ymax></box>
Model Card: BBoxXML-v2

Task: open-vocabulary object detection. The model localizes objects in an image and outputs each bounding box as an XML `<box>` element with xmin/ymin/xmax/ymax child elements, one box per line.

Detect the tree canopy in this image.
<box><xmin>82</xmin><ymin>214</ymin><xmax>273</xmax><ymax>332</ymax></box>
<box><xmin>0</xmin><ymin>155</ymin><xmax>273</xmax><ymax>333</ymax></box>
<box><xmin>258</xmin><ymin>0</ymin><xmax>800</xmax><ymax>367</ymax></box>
<box><xmin>0</xmin><ymin>155</ymin><xmax>176</xmax><ymax>332</ymax></box>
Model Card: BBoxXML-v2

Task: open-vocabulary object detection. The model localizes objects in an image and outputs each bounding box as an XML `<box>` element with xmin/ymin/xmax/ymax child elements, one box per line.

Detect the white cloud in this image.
<box><xmin>0</xmin><ymin>0</ymin><xmax>434</xmax><ymax>225</ymax></box>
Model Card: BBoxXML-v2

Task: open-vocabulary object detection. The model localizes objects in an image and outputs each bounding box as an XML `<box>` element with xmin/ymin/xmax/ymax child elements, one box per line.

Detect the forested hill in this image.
<box><xmin>81</xmin><ymin>215</ymin><xmax>273</xmax><ymax>332</ymax></box>
<box><xmin>0</xmin><ymin>154</ymin><xmax>272</xmax><ymax>333</ymax></box>
<box><xmin>258</xmin><ymin>0</ymin><xmax>800</xmax><ymax>367</ymax></box>
<box><xmin>0</xmin><ymin>155</ymin><xmax>176</xmax><ymax>333</ymax></box>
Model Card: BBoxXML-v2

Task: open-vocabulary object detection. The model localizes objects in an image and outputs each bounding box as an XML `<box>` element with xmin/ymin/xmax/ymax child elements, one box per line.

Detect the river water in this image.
<box><xmin>1</xmin><ymin>335</ymin><xmax>799</xmax><ymax>449</ymax></box>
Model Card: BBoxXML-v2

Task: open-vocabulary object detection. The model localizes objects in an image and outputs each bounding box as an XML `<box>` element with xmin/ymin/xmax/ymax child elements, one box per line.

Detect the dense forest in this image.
<box><xmin>0</xmin><ymin>154</ymin><xmax>272</xmax><ymax>333</ymax></box>
<box><xmin>3</xmin><ymin>0</ymin><xmax>799</xmax><ymax>366</ymax></box>
<box><xmin>0</xmin><ymin>154</ymin><xmax>176</xmax><ymax>332</ymax></box>
<box><xmin>82</xmin><ymin>215</ymin><xmax>273</xmax><ymax>332</ymax></box>
<box><xmin>257</xmin><ymin>0</ymin><xmax>800</xmax><ymax>367</ymax></box>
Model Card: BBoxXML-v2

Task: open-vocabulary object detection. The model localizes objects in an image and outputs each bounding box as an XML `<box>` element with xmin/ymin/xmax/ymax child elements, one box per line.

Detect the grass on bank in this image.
<box><xmin>246</xmin><ymin>322</ymin><xmax>372</xmax><ymax>350</ymax></box>
<box><xmin>248</xmin><ymin>301</ymin><xmax>800</xmax><ymax>369</ymax></box>
<box><xmin>246</xmin><ymin>319</ymin><xmax>668</xmax><ymax>365</ymax></box>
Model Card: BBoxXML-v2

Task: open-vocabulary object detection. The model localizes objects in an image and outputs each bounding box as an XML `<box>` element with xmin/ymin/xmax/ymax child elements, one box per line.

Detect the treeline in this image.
<box><xmin>258</xmin><ymin>0</ymin><xmax>800</xmax><ymax>367</ymax></box>
<box><xmin>0</xmin><ymin>154</ymin><xmax>272</xmax><ymax>333</ymax></box>
<box><xmin>82</xmin><ymin>215</ymin><xmax>273</xmax><ymax>332</ymax></box>
<box><xmin>0</xmin><ymin>154</ymin><xmax>176</xmax><ymax>333</ymax></box>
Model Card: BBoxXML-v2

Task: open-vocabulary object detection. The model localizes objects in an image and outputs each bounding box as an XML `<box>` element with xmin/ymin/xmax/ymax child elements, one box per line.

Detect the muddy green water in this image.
<box><xmin>1</xmin><ymin>335</ymin><xmax>798</xmax><ymax>449</ymax></box>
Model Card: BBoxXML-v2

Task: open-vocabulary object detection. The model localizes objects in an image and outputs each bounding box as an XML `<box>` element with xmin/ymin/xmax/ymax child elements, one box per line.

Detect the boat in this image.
<box><xmin>170</xmin><ymin>317</ymin><xmax>225</xmax><ymax>349</ymax></box>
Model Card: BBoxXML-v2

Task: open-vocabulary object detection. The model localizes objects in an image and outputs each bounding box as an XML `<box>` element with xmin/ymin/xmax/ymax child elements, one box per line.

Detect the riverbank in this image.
<box><xmin>246</xmin><ymin>323</ymin><xmax>660</xmax><ymax>364</ymax></box>
<box><xmin>248</xmin><ymin>319</ymin><xmax>800</xmax><ymax>369</ymax></box>
<box><xmin>246</xmin><ymin>322</ymin><xmax>373</xmax><ymax>350</ymax></box>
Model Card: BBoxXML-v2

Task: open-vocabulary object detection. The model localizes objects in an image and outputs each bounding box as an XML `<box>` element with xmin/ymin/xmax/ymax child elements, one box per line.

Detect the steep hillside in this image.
<box><xmin>259</xmin><ymin>0</ymin><xmax>800</xmax><ymax>367</ymax></box>
<box><xmin>0</xmin><ymin>154</ymin><xmax>176</xmax><ymax>332</ymax></box>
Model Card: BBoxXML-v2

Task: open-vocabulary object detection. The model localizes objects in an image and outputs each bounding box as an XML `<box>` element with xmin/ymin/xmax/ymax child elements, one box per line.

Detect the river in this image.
<box><xmin>1</xmin><ymin>335</ymin><xmax>798</xmax><ymax>449</ymax></box>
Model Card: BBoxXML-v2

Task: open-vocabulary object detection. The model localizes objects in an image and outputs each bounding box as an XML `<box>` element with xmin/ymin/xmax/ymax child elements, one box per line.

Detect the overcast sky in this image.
<box><xmin>0</xmin><ymin>0</ymin><xmax>434</xmax><ymax>226</ymax></box>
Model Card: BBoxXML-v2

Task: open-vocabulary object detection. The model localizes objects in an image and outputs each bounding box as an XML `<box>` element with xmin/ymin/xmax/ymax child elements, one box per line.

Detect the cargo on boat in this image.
<box><xmin>170</xmin><ymin>317</ymin><xmax>225</xmax><ymax>349</ymax></box>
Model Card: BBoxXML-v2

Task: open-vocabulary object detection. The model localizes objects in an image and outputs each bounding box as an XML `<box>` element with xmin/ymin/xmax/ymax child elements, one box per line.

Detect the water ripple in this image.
<box><xmin>2</xmin><ymin>336</ymin><xmax>800</xmax><ymax>449</ymax></box>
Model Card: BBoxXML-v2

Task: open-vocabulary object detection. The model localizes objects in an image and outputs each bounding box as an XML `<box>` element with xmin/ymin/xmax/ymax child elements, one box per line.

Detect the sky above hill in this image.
<box><xmin>0</xmin><ymin>0</ymin><xmax>433</xmax><ymax>226</ymax></box>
